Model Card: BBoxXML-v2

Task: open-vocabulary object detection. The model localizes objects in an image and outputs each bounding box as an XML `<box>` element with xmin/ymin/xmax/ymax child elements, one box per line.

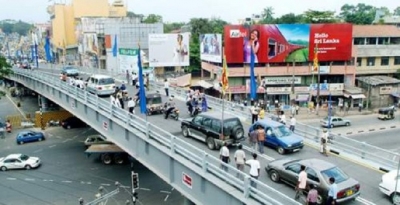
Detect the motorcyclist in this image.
<box><xmin>186</xmin><ymin>96</ymin><xmax>193</xmax><ymax>114</ymax></box>
<box><xmin>165</xmin><ymin>97</ymin><xmax>176</xmax><ymax>119</ymax></box>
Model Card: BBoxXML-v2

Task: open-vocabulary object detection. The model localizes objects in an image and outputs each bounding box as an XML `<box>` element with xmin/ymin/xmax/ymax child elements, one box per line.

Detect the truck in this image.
<box><xmin>85</xmin><ymin>144</ymin><xmax>131</xmax><ymax>165</ymax></box>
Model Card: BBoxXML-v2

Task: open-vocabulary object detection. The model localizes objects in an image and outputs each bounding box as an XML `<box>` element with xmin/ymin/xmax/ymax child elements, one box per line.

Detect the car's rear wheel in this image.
<box><xmin>38</xmin><ymin>137</ymin><xmax>43</xmax><ymax>141</ymax></box>
<box><xmin>345</xmin><ymin>122</ymin><xmax>350</xmax><ymax>126</ymax></box>
<box><xmin>269</xmin><ymin>170</ymin><xmax>280</xmax><ymax>182</ymax></box>
<box><xmin>392</xmin><ymin>192</ymin><xmax>400</xmax><ymax>204</ymax></box>
<box><xmin>277</xmin><ymin>146</ymin><xmax>285</xmax><ymax>155</ymax></box>
<box><xmin>19</xmin><ymin>141</ymin><xmax>24</xmax><ymax>145</ymax></box>
<box><xmin>1</xmin><ymin>166</ymin><xmax>7</xmax><ymax>171</ymax></box>
<box><xmin>25</xmin><ymin>165</ymin><xmax>31</xmax><ymax>170</ymax></box>
<box><xmin>330</xmin><ymin>124</ymin><xmax>334</xmax><ymax>128</ymax></box>
<box><xmin>232</xmin><ymin>126</ymin><xmax>244</xmax><ymax>139</ymax></box>
<box><xmin>114</xmin><ymin>154</ymin><xmax>125</xmax><ymax>165</ymax></box>
<box><xmin>182</xmin><ymin>126</ymin><xmax>189</xmax><ymax>137</ymax></box>
<box><xmin>317</xmin><ymin>195</ymin><xmax>324</xmax><ymax>205</ymax></box>
<box><xmin>101</xmin><ymin>154</ymin><xmax>113</xmax><ymax>165</ymax></box>
<box><xmin>206</xmin><ymin>137</ymin><xmax>216</xmax><ymax>150</ymax></box>
<box><xmin>67</xmin><ymin>125</ymin><xmax>71</xmax><ymax>129</ymax></box>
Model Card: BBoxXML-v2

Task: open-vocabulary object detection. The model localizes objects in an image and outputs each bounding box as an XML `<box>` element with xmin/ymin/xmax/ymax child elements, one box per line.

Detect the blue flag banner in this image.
<box><xmin>44</xmin><ymin>36</ymin><xmax>52</xmax><ymax>62</ymax></box>
<box><xmin>112</xmin><ymin>35</ymin><xmax>118</xmax><ymax>57</ymax></box>
<box><xmin>30</xmin><ymin>45</ymin><xmax>35</xmax><ymax>61</ymax></box>
<box><xmin>250</xmin><ymin>47</ymin><xmax>257</xmax><ymax>100</ymax></box>
<box><xmin>137</xmin><ymin>47</ymin><xmax>147</xmax><ymax>114</ymax></box>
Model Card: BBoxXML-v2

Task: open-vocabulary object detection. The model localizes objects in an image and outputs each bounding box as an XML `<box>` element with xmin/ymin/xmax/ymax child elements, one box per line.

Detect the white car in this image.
<box><xmin>379</xmin><ymin>170</ymin><xmax>400</xmax><ymax>204</ymax></box>
<box><xmin>0</xmin><ymin>154</ymin><xmax>41</xmax><ymax>171</ymax></box>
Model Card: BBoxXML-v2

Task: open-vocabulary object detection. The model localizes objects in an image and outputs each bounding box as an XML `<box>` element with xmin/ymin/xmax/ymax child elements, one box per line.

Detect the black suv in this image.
<box><xmin>181</xmin><ymin>112</ymin><xmax>245</xmax><ymax>150</ymax></box>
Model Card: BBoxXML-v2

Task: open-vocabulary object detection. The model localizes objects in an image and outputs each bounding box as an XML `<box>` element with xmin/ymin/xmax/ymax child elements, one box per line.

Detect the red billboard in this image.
<box><xmin>224</xmin><ymin>23</ymin><xmax>353</xmax><ymax>63</ymax></box>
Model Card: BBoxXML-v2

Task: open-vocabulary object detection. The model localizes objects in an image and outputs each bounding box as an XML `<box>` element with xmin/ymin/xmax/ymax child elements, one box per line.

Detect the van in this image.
<box><xmin>84</xmin><ymin>135</ymin><xmax>113</xmax><ymax>147</ymax></box>
<box><xmin>86</xmin><ymin>74</ymin><xmax>116</xmax><ymax>96</ymax></box>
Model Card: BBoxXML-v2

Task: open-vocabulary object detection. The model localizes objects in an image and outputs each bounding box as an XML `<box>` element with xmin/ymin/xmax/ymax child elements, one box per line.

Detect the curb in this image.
<box><xmin>341</xmin><ymin>125</ymin><xmax>398</xmax><ymax>136</ymax></box>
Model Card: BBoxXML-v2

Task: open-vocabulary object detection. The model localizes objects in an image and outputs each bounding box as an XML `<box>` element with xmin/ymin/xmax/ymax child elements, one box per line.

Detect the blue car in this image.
<box><xmin>249</xmin><ymin>118</ymin><xmax>304</xmax><ymax>155</ymax></box>
<box><xmin>16</xmin><ymin>131</ymin><xmax>45</xmax><ymax>145</ymax></box>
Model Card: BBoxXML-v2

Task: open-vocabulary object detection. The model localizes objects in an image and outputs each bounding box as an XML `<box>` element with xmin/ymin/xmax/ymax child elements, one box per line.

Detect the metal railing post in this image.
<box><xmin>146</xmin><ymin>122</ymin><xmax>150</xmax><ymax>138</ymax></box>
<box><xmin>170</xmin><ymin>136</ymin><xmax>175</xmax><ymax>154</ymax></box>
<box><xmin>243</xmin><ymin>176</ymin><xmax>251</xmax><ymax>198</ymax></box>
<box><xmin>202</xmin><ymin>151</ymin><xmax>208</xmax><ymax>173</ymax></box>
<box><xmin>361</xmin><ymin>142</ymin><xmax>366</xmax><ymax>159</ymax></box>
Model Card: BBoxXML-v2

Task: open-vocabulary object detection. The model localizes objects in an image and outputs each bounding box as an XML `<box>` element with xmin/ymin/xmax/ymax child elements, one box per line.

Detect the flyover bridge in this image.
<box><xmin>7</xmin><ymin>69</ymin><xmax>300</xmax><ymax>205</ymax></box>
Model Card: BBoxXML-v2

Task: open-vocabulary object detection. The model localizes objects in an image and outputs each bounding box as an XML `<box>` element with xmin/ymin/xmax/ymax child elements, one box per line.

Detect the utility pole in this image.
<box><xmin>290</xmin><ymin>59</ymin><xmax>296</xmax><ymax>104</ymax></box>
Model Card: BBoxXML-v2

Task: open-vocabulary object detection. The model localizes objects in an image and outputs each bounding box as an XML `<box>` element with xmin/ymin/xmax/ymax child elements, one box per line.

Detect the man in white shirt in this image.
<box><xmin>164</xmin><ymin>79</ymin><xmax>170</xmax><ymax>97</ymax></box>
<box><xmin>219</xmin><ymin>142</ymin><xmax>230</xmax><ymax>172</ymax></box>
<box><xmin>234</xmin><ymin>144</ymin><xmax>246</xmax><ymax>176</ymax></box>
<box><xmin>246</xmin><ymin>153</ymin><xmax>260</xmax><ymax>188</ymax></box>
<box><xmin>127</xmin><ymin>97</ymin><xmax>136</xmax><ymax>114</ymax></box>
<box><xmin>250</xmin><ymin>103</ymin><xmax>259</xmax><ymax>124</ymax></box>
<box><xmin>295</xmin><ymin>165</ymin><xmax>308</xmax><ymax>201</ymax></box>
<box><xmin>289</xmin><ymin>116</ymin><xmax>296</xmax><ymax>132</ymax></box>
<box><xmin>131</xmin><ymin>72</ymin><xmax>137</xmax><ymax>86</ymax></box>
<box><xmin>69</xmin><ymin>77</ymin><xmax>75</xmax><ymax>86</ymax></box>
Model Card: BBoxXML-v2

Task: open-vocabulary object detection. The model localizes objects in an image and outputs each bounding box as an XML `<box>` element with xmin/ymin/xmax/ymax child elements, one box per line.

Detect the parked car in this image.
<box><xmin>0</xmin><ymin>154</ymin><xmax>41</xmax><ymax>171</ymax></box>
<box><xmin>320</xmin><ymin>116</ymin><xmax>351</xmax><ymax>128</ymax></box>
<box><xmin>379</xmin><ymin>170</ymin><xmax>400</xmax><ymax>204</ymax></box>
<box><xmin>61</xmin><ymin>66</ymin><xmax>79</xmax><ymax>77</ymax></box>
<box><xmin>16</xmin><ymin>130</ymin><xmax>45</xmax><ymax>145</ymax></box>
<box><xmin>266</xmin><ymin>158</ymin><xmax>360</xmax><ymax>204</ymax></box>
<box><xmin>61</xmin><ymin>117</ymin><xmax>86</xmax><ymax>129</ymax></box>
<box><xmin>84</xmin><ymin>135</ymin><xmax>113</xmax><ymax>147</ymax></box>
<box><xmin>21</xmin><ymin>61</ymin><xmax>30</xmax><ymax>69</ymax></box>
<box><xmin>181</xmin><ymin>112</ymin><xmax>245</xmax><ymax>150</ymax></box>
<box><xmin>248</xmin><ymin>118</ymin><xmax>304</xmax><ymax>154</ymax></box>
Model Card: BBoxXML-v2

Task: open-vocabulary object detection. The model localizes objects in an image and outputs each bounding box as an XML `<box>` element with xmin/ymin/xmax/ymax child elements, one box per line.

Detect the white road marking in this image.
<box><xmin>62</xmin><ymin>139</ymin><xmax>72</xmax><ymax>143</ymax></box>
<box><xmin>356</xmin><ymin>197</ymin><xmax>377</xmax><ymax>205</ymax></box>
<box><xmin>61</xmin><ymin>180</ymin><xmax>72</xmax><ymax>183</ymax></box>
<box><xmin>33</xmin><ymin>149</ymin><xmax>43</xmax><ymax>153</ymax></box>
<box><xmin>164</xmin><ymin>195</ymin><xmax>169</xmax><ymax>202</ymax></box>
<box><xmin>101</xmin><ymin>183</ymin><xmax>111</xmax><ymax>186</ymax></box>
<box><xmin>120</xmin><ymin>185</ymin><xmax>130</xmax><ymax>189</ymax></box>
<box><xmin>49</xmin><ymin>145</ymin><xmax>57</xmax><ymax>148</ymax></box>
<box><xmin>7</xmin><ymin>178</ymin><xmax>17</xmax><ymax>180</ymax></box>
<box><xmin>86</xmin><ymin>181</ymin><xmax>91</xmax><ymax>184</ymax></box>
<box><xmin>160</xmin><ymin>190</ymin><xmax>171</xmax><ymax>194</ymax></box>
<box><xmin>139</xmin><ymin>188</ymin><xmax>150</xmax><ymax>191</ymax></box>
<box><xmin>48</xmin><ymin>134</ymin><xmax>54</xmax><ymax>137</ymax></box>
<box><xmin>72</xmin><ymin>135</ymin><xmax>78</xmax><ymax>140</ymax></box>
<box><xmin>56</xmin><ymin>136</ymin><xmax>62</xmax><ymax>139</ymax></box>
<box><xmin>90</xmin><ymin>167</ymin><xmax>98</xmax><ymax>170</ymax></box>
<box><xmin>171</xmin><ymin>187</ymin><xmax>175</xmax><ymax>191</ymax></box>
<box><xmin>48</xmin><ymin>179</ymin><xmax>54</xmax><ymax>182</ymax></box>
<box><xmin>25</xmin><ymin>178</ymin><xmax>35</xmax><ymax>181</ymax></box>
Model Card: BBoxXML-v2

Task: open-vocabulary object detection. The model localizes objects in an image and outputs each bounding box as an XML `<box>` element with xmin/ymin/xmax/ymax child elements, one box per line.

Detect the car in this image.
<box><xmin>61</xmin><ymin>117</ymin><xmax>86</xmax><ymax>129</ymax></box>
<box><xmin>248</xmin><ymin>118</ymin><xmax>304</xmax><ymax>154</ymax></box>
<box><xmin>61</xmin><ymin>66</ymin><xmax>79</xmax><ymax>77</ymax></box>
<box><xmin>16</xmin><ymin>130</ymin><xmax>45</xmax><ymax>145</ymax></box>
<box><xmin>84</xmin><ymin>135</ymin><xmax>113</xmax><ymax>147</ymax></box>
<box><xmin>21</xmin><ymin>61</ymin><xmax>30</xmax><ymax>69</ymax></box>
<box><xmin>379</xmin><ymin>170</ymin><xmax>400</xmax><ymax>204</ymax></box>
<box><xmin>0</xmin><ymin>121</ymin><xmax>5</xmax><ymax>132</ymax></box>
<box><xmin>320</xmin><ymin>116</ymin><xmax>351</xmax><ymax>128</ymax></box>
<box><xmin>265</xmin><ymin>158</ymin><xmax>360</xmax><ymax>204</ymax></box>
<box><xmin>0</xmin><ymin>154</ymin><xmax>41</xmax><ymax>171</ymax></box>
<box><xmin>86</xmin><ymin>74</ymin><xmax>116</xmax><ymax>96</ymax></box>
<box><xmin>181</xmin><ymin>112</ymin><xmax>245</xmax><ymax>150</ymax></box>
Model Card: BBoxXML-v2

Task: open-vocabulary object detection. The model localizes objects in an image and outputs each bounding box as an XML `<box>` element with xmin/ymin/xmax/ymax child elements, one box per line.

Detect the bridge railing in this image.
<box><xmin>12</xmin><ymin>68</ymin><xmax>301</xmax><ymax>205</ymax></box>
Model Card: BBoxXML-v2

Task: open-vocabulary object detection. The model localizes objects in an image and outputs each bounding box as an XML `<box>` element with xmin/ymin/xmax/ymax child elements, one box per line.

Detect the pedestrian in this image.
<box><xmin>126</xmin><ymin>70</ymin><xmax>130</xmax><ymax>84</ymax></box>
<box><xmin>358</xmin><ymin>101</ymin><xmax>362</xmax><ymax>112</ymax></box>
<box><xmin>128</xmin><ymin>97</ymin><xmax>136</xmax><ymax>114</ymax></box>
<box><xmin>289</xmin><ymin>116</ymin><xmax>296</xmax><ymax>132</ymax></box>
<box><xmin>344</xmin><ymin>101</ymin><xmax>349</xmax><ymax>114</ymax></box>
<box><xmin>320</xmin><ymin>129</ymin><xmax>328</xmax><ymax>156</ymax></box>
<box><xmin>234</xmin><ymin>144</ymin><xmax>246</xmax><ymax>178</ymax></box>
<box><xmin>145</xmin><ymin>74</ymin><xmax>150</xmax><ymax>91</ymax></box>
<box><xmin>219</xmin><ymin>142</ymin><xmax>230</xmax><ymax>172</ymax></box>
<box><xmin>249</xmin><ymin>128</ymin><xmax>258</xmax><ymax>152</ymax></box>
<box><xmin>131</xmin><ymin>72</ymin><xmax>137</xmax><ymax>86</ymax></box>
<box><xmin>295</xmin><ymin>165</ymin><xmax>307</xmax><ymax>201</ymax></box>
<box><xmin>307</xmin><ymin>184</ymin><xmax>318</xmax><ymax>205</ymax></box>
<box><xmin>164</xmin><ymin>79</ymin><xmax>169</xmax><ymax>97</ymax></box>
<box><xmin>117</xmin><ymin>91</ymin><xmax>124</xmax><ymax>109</ymax></box>
<box><xmin>258</xmin><ymin>107</ymin><xmax>265</xmax><ymax>119</ymax></box>
<box><xmin>245</xmin><ymin>153</ymin><xmax>260</xmax><ymax>188</ymax></box>
<box><xmin>326</xmin><ymin>177</ymin><xmax>338</xmax><ymax>205</ymax></box>
<box><xmin>279</xmin><ymin>111</ymin><xmax>286</xmax><ymax>125</ymax></box>
<box><xmin>295</xmin><ymin>104</ymin><xmax>299</xmax><ymax>115</ymax></box>
<box><xmin>256</xmin><ymin>125</ymin><xmax>265</xmax><ymax>154</ymax></box>
<box><xmin>291</xmin><ymin>104</ymin><xmax>296</xmax><ymax>116</ymax></box>
<box><xmin>250</xmin><ymin>102</ymin><xmax>259</xmax><ymax>124</ymax></box>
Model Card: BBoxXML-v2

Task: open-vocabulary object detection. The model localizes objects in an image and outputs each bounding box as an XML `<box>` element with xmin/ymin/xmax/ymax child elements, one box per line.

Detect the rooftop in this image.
<box><xmin>356</xmin><ymin>75</ymin><xmax>400</xmax><ymax>86</ymax></box>
<box><xmin>353</xmin><ymin>25</ymin><xmax>400</xmax><ymax>37</ymax></box>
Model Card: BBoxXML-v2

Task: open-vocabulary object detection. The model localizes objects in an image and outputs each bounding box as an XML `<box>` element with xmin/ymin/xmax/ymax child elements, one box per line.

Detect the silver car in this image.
<box><xmin>320</xmin><ymin>116</ymin><xmax>351</xmax><ymax>128</ymax></box>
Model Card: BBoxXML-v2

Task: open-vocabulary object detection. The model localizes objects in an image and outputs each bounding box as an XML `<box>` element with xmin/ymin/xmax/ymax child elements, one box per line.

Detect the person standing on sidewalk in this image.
<box><xmin>249</xmin><ymin>128</ymin><xmax>258</xmax><ymax>152</ymax></box>
<box><xmin>256</xmin><ymin>125</ymin><xmax>265</xmax><ymax>154</ymax></box>
<box><xmin>164</xmin><ymin>79</ymin><xmax>170</xmax><ymax>97</ymax></box>
<box><xmin>295</xmin><ymin>104</ymin><xmax>299</xmax><ymax>115</ymax></box>
<box><xmin>326</xmin><ymin>177</ymin><xmax>338</xmax><ymax>205</ymax></box>
<box><xmin>219</xmin><ymin>142</ymin><xmax>230</xmax><ymax>172</ymax></box>
<box><xmin>250</xmin><ymin>103</ymin><xmax>259</xmax><ymax>124</ymax></box>
<box><xmin>234</xmin><ymin>144</ymin><xmax>246</xmax><ymax>178</ymax></box>
<box><xmin>289</xmin><ymin>116</ymin><xmax>296</xmax><ymax>132</ymax></box>
<box><xmin>245</xmin><ymin>153</ymin><xmax>260</xmax><ymax>188</ymax></box>
<box><xmin>295</xmin><ymin>165</ymin><xmax>307</xmax><ymax>201</ymax></box>
<box><xmin>128</xmin><ymin>97</ymin><xmax>136</xmax><ymax>114</ymax></box>
<box><xmin>320</xmin><ymin>129</ymin><xmax>329</xmax><ymax>156</ymax></box>
<box><xmin>131</xmin><ymin>72</ymin><xmax>137</xmax><ymax>86</ymax></box>
<box><xmin>126</xmin><ymin>70</ymin><xmax>130</xmax><ymax>84</ymax></box>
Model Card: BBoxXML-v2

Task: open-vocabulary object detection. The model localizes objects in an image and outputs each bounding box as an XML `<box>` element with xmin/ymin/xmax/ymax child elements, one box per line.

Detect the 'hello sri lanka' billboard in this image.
<box><xmin>224</xmin><ymin>23</ymin><xmax>353</xmax><ymax>64</ymax></box>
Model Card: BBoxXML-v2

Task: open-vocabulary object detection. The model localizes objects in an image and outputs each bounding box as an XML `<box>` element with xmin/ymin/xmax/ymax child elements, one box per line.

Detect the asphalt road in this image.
<box><xmin>19</xmin><ymin>66</ymin><xmax>394</xmax><ymax>205</ymax></box>
<box><xmin>0</xmin><ymin>89</ymin><xmax>183</xmax><ymax>205</ymax></box>
<box><xmin>350</xmin><ymin>129</ymin><xmax>400</xmax><ymax>153</ymax></box>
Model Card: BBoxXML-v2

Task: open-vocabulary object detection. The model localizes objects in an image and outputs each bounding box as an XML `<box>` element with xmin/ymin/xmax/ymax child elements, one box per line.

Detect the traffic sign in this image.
<box><xmin>103</xmin><ymin>121</ymin><xmax>108</xmax><ymax>131</ymax></box>
<box><xmin>182</xmin><ymin>172</ymin><xmax>192</xmax><ymax>189</ymax></box>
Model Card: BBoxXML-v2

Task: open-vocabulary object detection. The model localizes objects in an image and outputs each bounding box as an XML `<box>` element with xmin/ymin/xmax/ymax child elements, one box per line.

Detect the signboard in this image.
<box><xmin>311</xmin><ymin>65</ymin><xmax>330</xmax><ymax>74</ymax></box>
<box><xmin>149</xmin><ymin>33</ymin><xmax>190</xmax><ymax>67</ymax></box>
<box><xmin>309</xmin><ymin>83</ymin><xmax>329</xmax><ymax>91</ymax></box>
<box><xmin>380</xmin><ymin>86</ymin><xmax>393</xmax><ymax>95</ymax></box>
<box><xmin>200</xmin><ymin>34</ymin><xmax>222</xmax><ymax>63</ymax></box>
<box><xmin>182</xmin><ymin>172</ymin><xmax>192</xmax><ymax>189</ymax></box>
<box><xmin>329</xmin><ymin>83</ymin><xmax>344</xmax><ymax>91</ymax></box>
<box><xmin>119</xmin><ymin>48</ymin><xmax>140</xmax><ymax>73</ymax></box>
<box><xmin>103</xmin><ymin>121</ymin><xmax>108</xmax><ymax>131</ymax></box>
<box><xmin>224</xmin><ymin>23</ymin><xmax>352</xmax><ymax>63</ymax></box>
<box><xmin>264</xmin><ymin>77</ymin><xmax>301</xmax><ymax>85</ymax></box>
<box><xmin>266</xmin><ymin>87</ymin><xmax>292</xmax><ymax>94</ymax></box>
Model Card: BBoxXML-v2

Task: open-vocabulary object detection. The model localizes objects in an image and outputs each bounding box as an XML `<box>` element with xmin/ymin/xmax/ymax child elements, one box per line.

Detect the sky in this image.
<box><xmin>0</xmin><ymin>0</ymin><xmax>398</xmax><ymax>24</ymax></box>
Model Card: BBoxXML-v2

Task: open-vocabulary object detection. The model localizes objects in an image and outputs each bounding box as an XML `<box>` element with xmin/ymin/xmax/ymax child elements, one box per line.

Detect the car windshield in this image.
<box><xmin>64</xmin><ymin>66</ymin><xmax>76</xmax><ymax>70</ymax></box>
<box><xmin>321</xmin><ymin>166</ymin><xmax>349</xmax><ymax>183</ymax></box>
<box><xmin>19</xmin><ymin>155</ymin><xmax>30</xmax><ymax>161</ymax></box>
<box><xmin>273</xmin><ymin>125</ymin><xmax>292</xmax><ymax>137</ymax></box>
<box><xmin>98</xmin><ymin>78</ymin><xmax>115</xmax><ymax>85</ymax></box>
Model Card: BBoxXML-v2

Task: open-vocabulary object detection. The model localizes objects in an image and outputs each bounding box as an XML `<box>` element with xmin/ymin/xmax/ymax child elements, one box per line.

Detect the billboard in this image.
<box><xmin>200</xmin><ymin>34</ymin><xmax>222</xmax><ymax>63</ymax></box>
<box><xmin>149</xmin><ymin>33</ymin><xmax>190</xmax><ymax>67</ymax></box>
<box><xmin>224</xmin><ymin>23</ymin><xmax>352</xmax><ymax>63</ymax></box>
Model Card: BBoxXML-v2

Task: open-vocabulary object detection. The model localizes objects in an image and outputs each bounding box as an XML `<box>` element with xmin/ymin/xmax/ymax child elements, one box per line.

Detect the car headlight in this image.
<box><xmin>300</xmin><ymin>141</ymin><xmax>304</xmax><ymax>144</ymax></box>
<box><xmin>288</xmin><ymin>144</ymin><xmax>292</xmax><ymax>147</ymax></box>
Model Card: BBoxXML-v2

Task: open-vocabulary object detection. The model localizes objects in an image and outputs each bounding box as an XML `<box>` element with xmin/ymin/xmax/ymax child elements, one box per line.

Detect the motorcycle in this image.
<box><xmin>191</xmin><ymin>106</ymin><xmax>201</xmax><ymax>117</ymax></box>
<box><xmin>164</xmin><ymin>103</ymin><xmax>179</xmax><ymax>120</ymax></box>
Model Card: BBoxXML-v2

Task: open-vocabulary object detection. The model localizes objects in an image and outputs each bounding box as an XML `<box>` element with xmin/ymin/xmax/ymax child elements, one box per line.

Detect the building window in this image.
<box><xmin>394</xmin><ymin>56</ymin><xmax>400</xmax><ymax>65</ymax></box>
<box><xmin>381</xmin><ymin>57</ymin><xmax>389</xmax><ymax>66</ymax></box>
<box><xmin>366</xmin><ymin>38</ymin><xmax>377</xmax><ymax>45</ymax></box>
<box><xmin>367</xmin><ymin>57</ymin><xmax>375</xmax><ymax>66</ymax></box>
<box><xmin>353</xmin><ymin>38</ymin><xmax>364</xmax><ymax>45</ymax></box>
<box><xmin>378</xmin><ymin>37</ymin><xmax>389</xmax><ymax>45</ymax></box>
<box><xmin>356</xmin><ymin>58</ymin><xmax>362</xmax><ymax>66</ymax></box>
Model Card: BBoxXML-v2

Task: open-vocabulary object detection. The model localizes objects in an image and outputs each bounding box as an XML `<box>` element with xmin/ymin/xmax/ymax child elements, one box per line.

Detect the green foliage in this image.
<box><xmin>164</xmin><ymin>22</ymin><xmax>185</xmax><ymax>33</ymax></box>
<box><xmin>0</xmin><ymin>20</ymin><xmax>33</xmax><ymax>35</ymax></box>
<box><xmin>395</xmin><ymin>7</ymin><xmax>400</xmax><ymax>15</ymax></box>
<box><xmin>302</xmin><ymin>10</ymin><xmax>338</xmax><ymax>23</ymax></box>
<box><xmin>0</xmin><ymin>56</ymin><xmax>13</xmax><ymax>99</ymax></box>
<box><xmin>339</xmin><ymin>3</ymin><xmax>377</xmax><ymax>24</ymax></box>
<box><xmin>142</xmin><ymin>14</ymin><xmax>163</xmax><ymax>23</ymax></box>
<box><xmin>274</xmin><ymin>13</ymin><xmax>305</xmax><ymax>24</ymax></box>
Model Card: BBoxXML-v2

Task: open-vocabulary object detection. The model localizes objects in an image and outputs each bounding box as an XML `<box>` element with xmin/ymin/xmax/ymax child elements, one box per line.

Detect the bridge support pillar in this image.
<box><xmin>39</xmin><ymin>95</ymin><xmax>48</xmax><ymax>111</ymax></box>
<box><xmin>182</xmin><ymin>197</ymin><xmax>195</xmax><ymax>205</ymax></box>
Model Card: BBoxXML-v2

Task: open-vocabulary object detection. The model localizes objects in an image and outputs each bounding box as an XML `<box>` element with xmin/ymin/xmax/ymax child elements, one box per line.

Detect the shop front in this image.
<box><xmin>343</xmin><ymin>86</ymin><xmax>365</xmax><ymax>108</ymax></box>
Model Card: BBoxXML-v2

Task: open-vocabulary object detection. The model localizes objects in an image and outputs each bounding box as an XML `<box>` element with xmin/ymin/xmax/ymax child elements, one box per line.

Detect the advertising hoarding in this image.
<box><xmin>149</xmin><ymin>33</ymin><xmax>190</xmax><ymax>67</ymax></box>
<box><xmin>200</xmin><ymin>34</ymin><xmax>222</xmax><ymax>63</ymax></box>
<box><xmin>224</xmin><ymin>23</ymin><xmax>352</xmax><ymax>63</ymax></box>
<box><xmin>118</xmin><ymin>48</ymin><xmax>153</xmax><ymax>78</ymax></box>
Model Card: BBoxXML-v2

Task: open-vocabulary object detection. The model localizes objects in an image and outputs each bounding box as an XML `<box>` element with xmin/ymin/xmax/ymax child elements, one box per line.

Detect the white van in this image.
<box><xmin>86</xmin><ymin>74</ymin><xmax>116</xmax><ymax>96</ymax></box>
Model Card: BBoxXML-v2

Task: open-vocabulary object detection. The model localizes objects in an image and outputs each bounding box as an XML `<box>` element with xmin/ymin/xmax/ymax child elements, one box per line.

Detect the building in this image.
<box><xmin>356</xmin><ymin>76</ymin><xmax>400</xmax><ymax>108</ymax></box>
<box><xmin>46</xmin><ymin>0</ymin><xmax>127</xmax><ymax>64</ymax></box>
<box><xmin>373</xmin><ymin>10</ymin><xmax>400</xmax><ymax>27</ymax></box>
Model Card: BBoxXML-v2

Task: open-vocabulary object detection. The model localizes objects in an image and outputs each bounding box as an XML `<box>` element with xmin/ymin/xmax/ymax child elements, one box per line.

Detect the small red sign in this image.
<box><xmin>182</xmin><ymin>172</ymin><xmax>192</xmax><ymax>189</ymax></box>
<box><xmin>103</xmin><ymin>121</ymin><xmax>108</xmax><ymax>131</ymax></box>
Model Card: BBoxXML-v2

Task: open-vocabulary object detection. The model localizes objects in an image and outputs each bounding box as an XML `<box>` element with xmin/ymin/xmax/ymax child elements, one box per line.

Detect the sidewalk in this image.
<box><xmin>290</xmin><ymin>107</ymin><xmax>373</xmax><ymax>121</ymax></box>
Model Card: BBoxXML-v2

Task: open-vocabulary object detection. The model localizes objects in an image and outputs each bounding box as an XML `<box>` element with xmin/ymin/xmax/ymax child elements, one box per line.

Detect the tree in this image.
<box><xmin>339</xmin><ymin>3</ymin><xmax>377</xmax><ymax>24</ymax></box>
<box><xmin>127</xmin><ymin>11</ymin><xmax>144</xmax><ymax>21</ymax></box>
<box><xmin>303</xmin><ymin>10</ymin><xmax>338</xmax><ymax>23</ymax></box>
<box><xmin>0</xmin><ymin>23</ymin><xmax>13</xmax><ymax>34</ymax></box>
<box><xmin>274</xmin><ymin>13</ymin><xmax>304</xmax><ymax>24</ymax></box>
<box><xmin>378</xmin><ymin>7</ymin><xmax>391</xmax><ymax>16</ymax></box>
<box><xmin>12</xmin><ymin>21</ymin><xmax>33</xmax><ymax>36</ymax></box>
<box><xmin>261</xmin><ymin>7</ymin><xmax>275</xmax><ymax>23</ymax></box>
<box><xmin>164</xmin><ymin>22</ymin><xmax>185</xmax><ymax>33</ymax></box>
<box><xmin>142</xmin><ymin>14</ymin><xmax>163</xmax><ymax>23</ymax></box>
<box><xmin>394</xmin><ymin>6</ymin><xmax>400</xmax><ymax>15</ymax></box>
<box><xmin>0</xmin><ymin>56</ymin><xmax>13</xmax><ymax>99</ymax></box>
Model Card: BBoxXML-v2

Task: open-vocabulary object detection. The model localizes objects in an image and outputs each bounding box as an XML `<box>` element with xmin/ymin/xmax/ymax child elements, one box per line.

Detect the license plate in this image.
<box><xmin>293</xmin><ymin>149</ymin><xmax>300</xmax><ymax>152</ymax></box>
<box><xmin>346</xmin><ymin>190</ymin><xmax>353</xmax><ymax>196</ymax></box>
<box><xmin>105</xmin><ymin>86</ymin><xmax>110</xmax><ymax>89</ymax></box>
